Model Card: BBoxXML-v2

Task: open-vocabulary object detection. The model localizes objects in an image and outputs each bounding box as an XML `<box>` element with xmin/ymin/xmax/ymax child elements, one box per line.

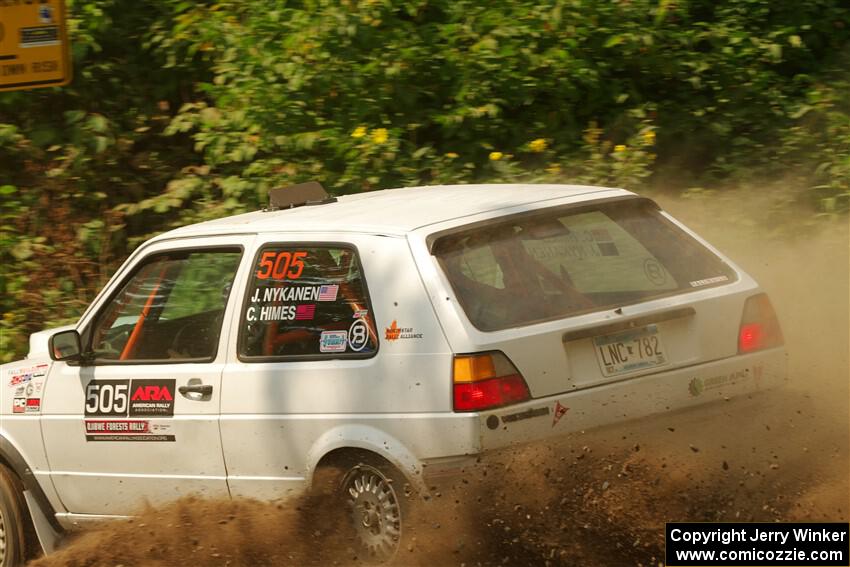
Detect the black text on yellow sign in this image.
<box><xmin>0</xmin><ymin>0</ymin><xmax>70</xmax><ymax>92</ymax></box>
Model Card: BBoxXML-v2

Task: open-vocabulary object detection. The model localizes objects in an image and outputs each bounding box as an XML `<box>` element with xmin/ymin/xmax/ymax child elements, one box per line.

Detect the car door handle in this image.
<box><xmin>178</xmin><ymin>382</ymin><xmax>213</xmax><ymax>400</ymax></box>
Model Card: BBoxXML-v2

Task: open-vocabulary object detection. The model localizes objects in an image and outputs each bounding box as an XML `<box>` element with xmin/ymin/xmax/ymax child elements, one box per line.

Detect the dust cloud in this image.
<box><xmin>31</xmin><ymin>194</ymin><xmax>849</xmax><ymax>566</ymax></box>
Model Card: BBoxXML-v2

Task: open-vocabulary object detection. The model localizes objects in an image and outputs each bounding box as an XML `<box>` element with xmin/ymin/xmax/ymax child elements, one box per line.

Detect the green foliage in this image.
<box><xmin>1</xmin><ymin>0</ymin><xmax>849</xmax><ymax>361</ymax></box>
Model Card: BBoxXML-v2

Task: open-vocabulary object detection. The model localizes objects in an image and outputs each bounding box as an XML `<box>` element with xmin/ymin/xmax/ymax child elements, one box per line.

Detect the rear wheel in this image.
<box><xmin>316</xmin><ymin>453</ymin><xmax>416</xmax><ymax>563</ymax></box>
<box><xmin>0</xmin><ymin>465</ymin><xmax>26</xmax><ymax>567</ymax></box>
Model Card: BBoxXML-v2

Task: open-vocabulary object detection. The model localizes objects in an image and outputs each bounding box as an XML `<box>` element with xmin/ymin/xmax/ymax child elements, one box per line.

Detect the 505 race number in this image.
<box><xmin>85</xmin><ymin>381</ymin><xmax>129</xmax><ymax>416</ymax></box>
<box><xmin>256</xmin><ymin>250</ymin><xmax>307</xmax><ymax>280</ymax></box>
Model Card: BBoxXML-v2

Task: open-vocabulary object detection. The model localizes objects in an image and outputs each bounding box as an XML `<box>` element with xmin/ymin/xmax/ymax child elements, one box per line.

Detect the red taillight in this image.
<box><xmin>453</xmin><ymin>352</ymin><xmax>531</xmax><ymax>412</ymax></box>
<box><xmin>738</xmin><ymin>294</ymin><xmax>783</xmax><ymax>353</ymax></box>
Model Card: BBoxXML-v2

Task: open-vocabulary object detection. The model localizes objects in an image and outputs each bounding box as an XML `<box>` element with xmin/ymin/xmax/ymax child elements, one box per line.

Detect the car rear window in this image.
<box><xmin>238</xmin><ymin>245</ymin><xmax>378</xmax><ymax>359</ymax></box>
<box><xmin>432</xmin><ymin>198</ymin><xmax>736</xmax><ymax>331</ymax></box>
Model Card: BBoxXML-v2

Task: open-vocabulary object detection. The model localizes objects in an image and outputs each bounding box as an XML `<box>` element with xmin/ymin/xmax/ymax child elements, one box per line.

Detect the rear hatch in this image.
<box><xmin>420</xmin><ymin>195</ymin><xmax>754</xmax><ymax>399</ymax></box>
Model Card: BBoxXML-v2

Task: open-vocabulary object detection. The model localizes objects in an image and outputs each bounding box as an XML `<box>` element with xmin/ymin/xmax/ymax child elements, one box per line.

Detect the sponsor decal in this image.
<box><xmin>129</xmin><ymin>380</ymin><xmax>175</xmax><ymax>417</ymax></box>
<box><xmin>319</xmin><ymin>330</ymin><xmax>348</xmax><ymax>353</ymax></box>
<box><xmin>552</xmin><ymin>401</ymin><xmax>569</xmax><ymax>427</ymax></box>
<box><xmin>643</xmin><ymin>258</ymin><xmax>668</xmax><ymax>286</ymax></box>
<box><xmin>348</xmin><ymin>319</ymin><xmax>371</xmax><ymax>352</ymax></box>
<box><xmin>6</xmin><ymin>363</ymin><xmax>48</xmax><ymax>387</ymax></box>
<box><xmin>8</xmin><ymin>372</ymin><xmax>32</xmax><ymax>387</ymax></box>
<box><xmin>12</xmin><ymin>398</ymin><xmax>26</xmax><ymax>414</ymax></box>
<box><xmin>353</xmin><ymin>309</ymin><xmax>369</xmax><ymax>319</ymax></box>
<box><xmin>84</xmin><ymin>419</ymin><xmax>175</xmax><ymax>442</ymax></box>
<box><xmin>501</xmin><ymin>406</ymin><xmax>550</xmax><ymax>424</ymax></box>
<box><xmin>688</xmin><ymin>377</ymin><xmax>704</xmax><ymax>397</ymax></box>
<box><xmin>318</xmin><ymin>284</ymin><xmax>339</xmax><ymax>302</ymax></box>
<box><xmin>294</xmin><ymin>304</ymin><xmax>316</xmax><ymax>321</ymax></box>
<box><xmin>688</xmin><ymin>369</ymin><xmax>749</xmax><ymax>397</ymax></box>
<box><xmin>384</xmin><ymin>320</ymin><xmax>423</xmax><ymax>341</ymax></box>
<box><xmin>689</xmin><ymin>275</ymin><xmax>729</xmax><ymax>288</ymax></box>
<box><xmin>525</xmin><ymin>230</ymin><xmax>612</xmax><ymax>262</ymax></box>
<box><xmin>85</xmin><ymin>379</ymin><xmax>175</xmax><ymax>417</ymax></box>
<box><xmin>25</xmin><ymin>398</ymin><xmax>41</xmax><ymax>413</ymax></box>
<box><xmin>386</xmin><ymin>321</ymin><xmax>400</xmax><ymax>340</ymax></box>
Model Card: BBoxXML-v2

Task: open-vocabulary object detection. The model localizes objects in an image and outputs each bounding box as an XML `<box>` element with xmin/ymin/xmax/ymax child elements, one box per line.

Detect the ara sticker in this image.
<box><xmin>319</xmin><ymin>330</ymin><xmax>348</xmax><ymax>353</ymax></box>
<box><xmin>552</xmin><ymin>401</ymin><xmax>569</xmax><ymax>427</ymax></box>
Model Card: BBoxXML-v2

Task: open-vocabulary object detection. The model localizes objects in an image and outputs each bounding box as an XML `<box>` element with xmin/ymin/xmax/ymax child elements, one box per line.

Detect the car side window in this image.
<box><xmin>89</xmin><ymin>248</ymin><xmax>242</xmax><ymax>362</ymax></box>
<box><xmin>239</xmin><ymin>245</ymin><xmax>378</xmax><ymax>359</ymax></box>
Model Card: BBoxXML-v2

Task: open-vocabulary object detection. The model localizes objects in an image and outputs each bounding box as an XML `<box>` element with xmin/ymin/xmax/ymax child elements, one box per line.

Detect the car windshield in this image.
<box><xmin>432</xmin><ymin>198</ymin><xmax>737</xmax><ymax>331</ymax></box>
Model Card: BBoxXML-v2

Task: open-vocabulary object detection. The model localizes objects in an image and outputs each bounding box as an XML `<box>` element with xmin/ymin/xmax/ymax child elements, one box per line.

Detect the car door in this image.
<box><xmin>40</xmin><ymin>236</ymin><xmax>254</xmax><ymax>516</ymax></box>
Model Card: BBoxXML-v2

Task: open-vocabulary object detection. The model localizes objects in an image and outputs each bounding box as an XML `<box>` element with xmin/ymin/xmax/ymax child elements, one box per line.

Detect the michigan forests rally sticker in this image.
<box><xmin>84</xmin><ymin>420</ymin><xmax>174</xmax><ymax>442</ymax></box>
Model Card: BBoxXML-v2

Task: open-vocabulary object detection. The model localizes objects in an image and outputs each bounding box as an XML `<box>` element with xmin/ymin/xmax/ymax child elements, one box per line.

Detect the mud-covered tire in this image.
<box><xmin>0</xmin><ymin>465</ymin><xmax>26</xmax><ymax>567</ymax></box>
<box><xmin>316</xmin><ymin>453</ymin><xmax>417</xmax><ymax>563</ymax></box>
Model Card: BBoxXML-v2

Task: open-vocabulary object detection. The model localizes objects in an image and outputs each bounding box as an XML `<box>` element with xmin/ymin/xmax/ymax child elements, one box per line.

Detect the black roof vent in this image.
<box><xmin>265</xmin><ymin>181</ymin><xmax>337</xmax><ymax>211</ymax></box>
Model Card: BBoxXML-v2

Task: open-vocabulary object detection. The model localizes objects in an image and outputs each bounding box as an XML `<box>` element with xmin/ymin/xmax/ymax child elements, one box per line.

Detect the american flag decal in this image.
<box><xmin>318</xmin><ymin>284</ymin><xmax>339</xmax><ymax>302</ymax></box>
<box><xmin>295</xmin><ymin>304</ymin><xmax>316</xmax><ymax>320</ymax></box>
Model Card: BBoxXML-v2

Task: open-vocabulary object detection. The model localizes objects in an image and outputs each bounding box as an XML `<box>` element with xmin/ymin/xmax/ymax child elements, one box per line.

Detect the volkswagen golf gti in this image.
<box><xmin>0</xmin><ymin>183</ymin><xmax>785</xmax><ymax>564</ymax></box>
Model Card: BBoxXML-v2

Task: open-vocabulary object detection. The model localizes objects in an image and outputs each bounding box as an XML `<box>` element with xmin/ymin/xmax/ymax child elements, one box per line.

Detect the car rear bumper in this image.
<box><xmin>476</xmin><ymin>347</ymin><xmax>786</xmax><ymax>452</ymax></box>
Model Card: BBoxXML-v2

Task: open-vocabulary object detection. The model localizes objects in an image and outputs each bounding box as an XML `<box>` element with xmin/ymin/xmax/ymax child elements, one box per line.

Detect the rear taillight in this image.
<box><xmin>738</xmin><ymin>293</ymin><xmax>784</xmax><ymax>353</ymax></box>
<box><xmin>452</xmin><ymin>352</ymin><xmax>531</xmax><ymax>412</ymax></box>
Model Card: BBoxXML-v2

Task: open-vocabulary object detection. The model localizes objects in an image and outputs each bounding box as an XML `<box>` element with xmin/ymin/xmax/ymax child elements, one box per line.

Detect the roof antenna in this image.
<box><xmin>265</xmin><ymin>181</ymin><xmax>337</xmax><ymax>211</ymax></box>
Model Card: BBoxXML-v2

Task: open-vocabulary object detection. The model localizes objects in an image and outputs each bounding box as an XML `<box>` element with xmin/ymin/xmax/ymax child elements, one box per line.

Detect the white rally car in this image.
<box><xmin>0</xmin><ymin>183</ymin><xmax>785</xmax><ymax>563</ymax></box>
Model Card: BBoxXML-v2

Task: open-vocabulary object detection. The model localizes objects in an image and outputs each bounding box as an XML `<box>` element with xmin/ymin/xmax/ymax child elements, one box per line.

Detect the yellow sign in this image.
<box><xmin>0</xmin><ymin>0</ymin><xmax>70</xmax><ymax>92</ymax></box>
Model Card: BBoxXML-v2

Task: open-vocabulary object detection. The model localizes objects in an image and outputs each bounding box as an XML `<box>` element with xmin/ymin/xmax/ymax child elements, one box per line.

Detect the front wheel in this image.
<box><xmin>0</xmin><ymin>465</ymin><xmax>27</xmax><ymax>567</ymax></box>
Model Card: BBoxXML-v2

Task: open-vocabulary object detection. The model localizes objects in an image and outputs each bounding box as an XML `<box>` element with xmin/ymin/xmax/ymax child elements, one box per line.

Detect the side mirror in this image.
<box><xmin>48</xmin><ymin>330</ymin><xmax>82</xmax><ymax>362</ymax></box>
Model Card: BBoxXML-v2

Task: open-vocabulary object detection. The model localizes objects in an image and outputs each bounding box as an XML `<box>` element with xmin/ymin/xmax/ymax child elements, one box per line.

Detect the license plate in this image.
<box><xmin>593</xmin><ymin>324</ymin><xmax>668</xmax><ymax>377</ymax></box>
